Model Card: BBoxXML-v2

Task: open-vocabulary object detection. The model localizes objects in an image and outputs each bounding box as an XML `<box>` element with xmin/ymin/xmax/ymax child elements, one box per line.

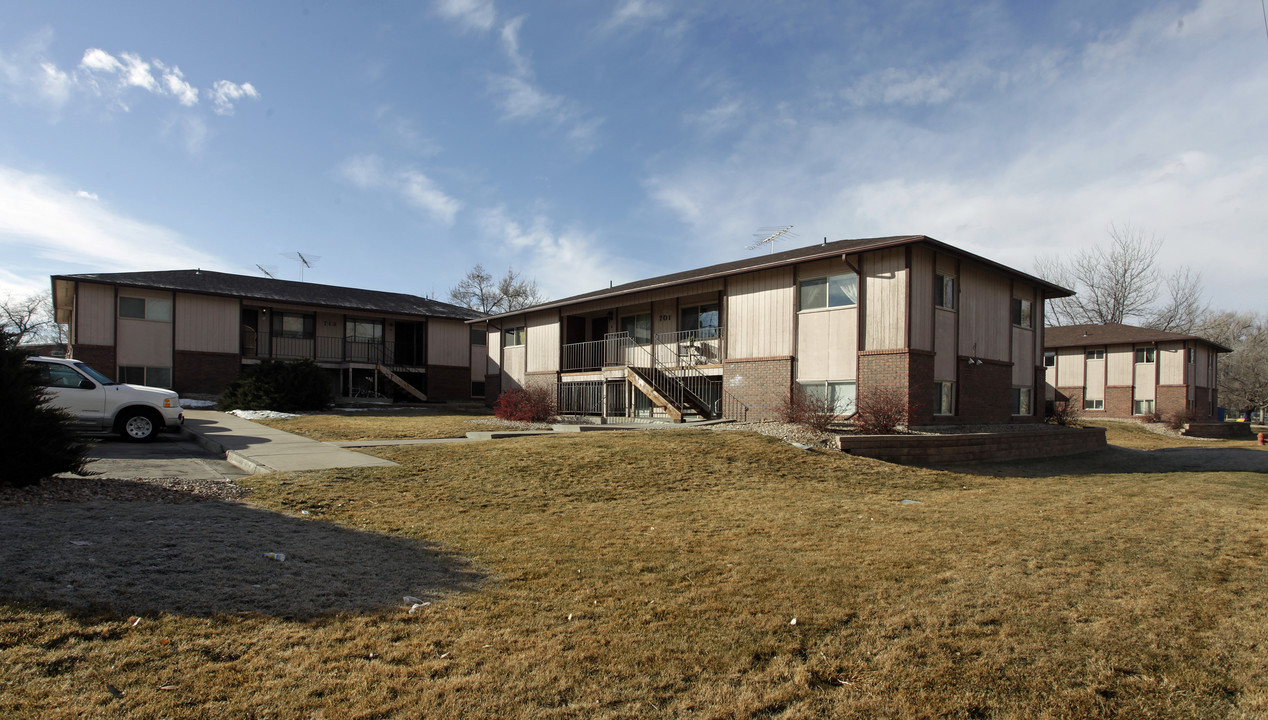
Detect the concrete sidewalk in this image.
<box><xmin>181</xmin><ymin>410</ymin><xmax>397</xmax><ymax>475</ymax></box>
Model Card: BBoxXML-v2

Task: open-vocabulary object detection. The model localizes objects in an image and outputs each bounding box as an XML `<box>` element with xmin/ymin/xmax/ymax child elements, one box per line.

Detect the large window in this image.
<box><xmin>619</xmin><ymin>313</ymin><xmax>652</xmax><ymax>345</ymax></box>
<box><xmin>1084</xmin><ymin>398</ymin><xmax>1104</xmax><ymax>410</ymax></box>
<box><xmin>933</xmin><ymin>381</ymin><xmax>955</xmax><ymax>416</ymax></box>
<box><xmin>1011</xmin><ymin>387</ymin><xmax>1033</xmax><ymax>416</ymax></box>
<box><xmin>679</xmin><ymin>303</ymin><xmax>720</xmax><ymax>339</ymax></box>
<box><xmin>798</xmin><ymin>380</ymin><xmax>857</xmax><ymax>416</ymax></box>
<box><xmin>118</xmin><ymin>365</ymin><xmax>172</xmax><ymax>389</ymax></box>
<box><xmin>1011</xmin><ymin>297</ymin><xmax>1032</xmax><ymax>329</ymax></box>
<box><xmin>273</xmin><ymin>312</ymin><xmax>315</xmax><ymax>339</ymax></box>
<box><xmin>345</xmin><ymin>318</ymin><xmax>383</xmax><ymax>342</ymax></box>
<box><xmin>799</xmin><ymin>273</ymin><xmax>858</xmax><ymax>311</ymax></box>
<box><xmin>1133</xmin><ymin>399</ymin><xmax>1155</xmax><ymax>415</ymax></box>
<box><xmin>1134</xmin><ymin>347</ymin><xmax>1156</xmax><ymax>363</ymax></box>
<box><xmin>503</xmin><ymin>325</ymin><xmax>526</xmax><ymax>347</ymax></box>
<box><xmin>935</xmin><ymin>274</ymin><xmax>956</xmax><ymax>310</ymax></box>
<box><xmin>119</xmin><ymin>296</ymin><xmax>172</xmax><ymax>322</ymax></box>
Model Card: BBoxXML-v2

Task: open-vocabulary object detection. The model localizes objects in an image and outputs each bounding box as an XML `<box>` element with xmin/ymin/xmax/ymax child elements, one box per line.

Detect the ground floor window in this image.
<box><xmin>933</xmin><ymin>381</ymin><xmax>955</xmax><ymax>415</ymax></box>
<box><xmin>471</xmin><ymin>381</ymin><xmax>486</xmax><ymax>398</ymax></box>
<box><xmin>1011</xmin><ymin>386</ymin><xmax>1032</xmax><ymax>416</ymax></box>
<box><xmin>1084</xmin><ymin>398</ymin><xmax>1104</xmax><ymax>410</ymax></box>
<box><xmin>118</xmin><ymin>366</ymin><xmax>172</xmax><ymax>389</ymax></box>
<box><xmin>798</xmin><ymin>380</ymin><xmax>856</xmax><ymax>416</ymax></box>
<box><xmin>1133</xmin><ymin>399</ymin><xmax>1155</xmax><ymax>415</ymax></box>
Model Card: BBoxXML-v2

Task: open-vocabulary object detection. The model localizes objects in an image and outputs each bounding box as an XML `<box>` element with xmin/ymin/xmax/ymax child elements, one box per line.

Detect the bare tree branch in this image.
<box><xmin>448</xmin><ymin>265</ymin><xmax>547</xmax><ymax>315</ymax></box>
<box><xmin>1</xmin><ymin>292</ymin><xmax>63</xmax><ymax>345</ymax></box>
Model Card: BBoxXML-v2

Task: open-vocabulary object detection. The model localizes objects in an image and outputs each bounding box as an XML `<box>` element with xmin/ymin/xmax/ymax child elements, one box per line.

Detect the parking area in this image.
<box><xmin>72</xmin><ymin>431</ymin><xmax>247</xmax><ymax>481</ymax></box>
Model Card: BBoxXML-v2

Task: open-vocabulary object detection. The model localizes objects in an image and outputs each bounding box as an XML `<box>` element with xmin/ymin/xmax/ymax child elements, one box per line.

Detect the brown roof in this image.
<box><xmin>1045</xmin><ymin>323</ymin><xmax>1232</xmax><ymax>352</ymax></box>
<box><xmin>476</xmin><ymin>234</ymin><xmax>1074</xmax><ymax>321</ymax></box>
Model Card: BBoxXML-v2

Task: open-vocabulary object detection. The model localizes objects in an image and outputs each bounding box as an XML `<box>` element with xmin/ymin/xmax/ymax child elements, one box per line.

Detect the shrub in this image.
<box><xmin>778</xmin><ymin>384</ymin><xmax>839</xmax><ymax>433</ymax></box>
<box><xmin>218</xmin><ymin>359</ymin><xmax>331</xmax><ymax>412</ymax></box>
<box><xmin>1136</xmin><ymin>411</ymin><xmax>1162</xmax><ymax>424</ymax></box>
<box><xmin>493</xmin><ymin>386</ymin><xmax>558</xmax><ymax>423</ymax></box>
<box><xmin>1046</xmin><ymin>400</ymin><xmax>1083</xmax><ymax>427</ymax></box>
<box><xmin>852</xmin><ymin>385</ymin><xmax>911</xmax><ymax>435</ymax></box>
<box><xmin>1164</xmin><ymin>408</ymin><xmax>1199</xmax><ymax>431</ymax></box>
<box><xmin>0</xmin><ymin>332</ymin><xmax>89</xmax><ymax>487</ymax></box>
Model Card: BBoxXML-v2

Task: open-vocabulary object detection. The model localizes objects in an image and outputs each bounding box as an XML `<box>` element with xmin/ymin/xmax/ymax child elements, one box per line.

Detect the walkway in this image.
<box><xmin>181</xmin><ymin>410</ymin><xmax>398</xmax><ymax>475</ymax></box>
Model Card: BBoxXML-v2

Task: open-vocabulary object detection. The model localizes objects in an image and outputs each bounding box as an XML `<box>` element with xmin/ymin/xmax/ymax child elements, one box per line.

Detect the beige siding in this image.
<box><xmin>568</xmin><ymin>279</ymin><xmax>725</xmax><ymax>316</ymax></box>
<box><xmin>934</xmin><ymin>309</ymin><xmax>957</xmax><ymax>380</ymax></box>
<box><xmin>526</xmin><ymin>310</ymin><xmax>560</xmax><ymax>372</ymax></box>
<box><xmin>174</xmin><ymin>293</ymin><xmax>238</xmax><ymax>353</ymax></box>
<box><xmin>503</xmin><ymin>346</ymin><xmax>526</xmax><ymax>389</ymax></box>
<box><xmin>909</xmin><ymin>246</ymin><xmax>934</xmax><ymax>351</ymax></box>
<box><xmin>76</xmin><ymin>282</ymin><xmax>115</xmax><ymax>346</ymax></box>
<box><xmin>1056</xmin><ymin>348</ymin><xmax>1085</xmax><ymax>387</ymax></box>
<box><xmin>1011</xmin><ymin>326</ymin><xmax>1034</xmax><ymax>385</ymax></box>
<box><xmin>1106</xmin><ymin>345</ymin><xmax>1133</xmax><ymax>386</ymax></box>
<box><xmin>1134</xmin><ymin>352</ymin><xmax>1156</xmax><ymax>401</ymax></box>
<box><xmin>935</xmin><ymin>252</ymin><xmax>957</xmax><ymax>275</ymax></box>
<box><xmin>470</xmin><ymin>345</ymin><xmax>485</xmax><ymax>383</ymax></box>
<box><xmin>727</xmin><ymin>267</ymin><xmax>794</xmax><ymax>359</ymax></box>
<box><xmin>653</xmin><ymin>298</ymin><xmax>676</xmax><ymax>339</ymax></box>
<box><xmin>796</xmin><ymin>307</ymin><xmax>858</xmax><ymax>381</ymax></box>
<box><xmin>862</xmin><ymin>248</ymin><xmax>907</xmax><ymax>351</ymax></box>
<box><xmin>958</xmin><ymin>262</ymin><xmax>1010</xmax><ymax>361</ymax></box>
<box><xmin>1158</xmin><ymin>341</ymin><xmax>1186</xmax><ymax>385</ymax></box>
<box><xmin>486</xmin><ymin>325</ymin><xmax>501</xmax><ymax>376</ymax></box>
<box><xmin>316</xmin><ymin>312</ymin><xmax>343</xmax><ymax>362</ymax></box>
<box><xmin>429</xmin><ymin>318</ymin><xmax>471</xmax><ymax>367</ymax></box>
<box><xmin>1085</xmin><ymin>357</ymin><xmax>1106</xmax><ymax>401</ymax></box>
<box><xmin>1194</xmin><ymin>345</ymin><xmax>1213</xmax><ymax>387</ymax></box>
<box><xmin>117</xmin><ymin>319</ymin><xmax>172</xmax><ymax>366</ymax></box>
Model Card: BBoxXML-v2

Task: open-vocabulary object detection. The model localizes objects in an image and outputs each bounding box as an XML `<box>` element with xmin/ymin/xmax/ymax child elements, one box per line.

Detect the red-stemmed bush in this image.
<box><xmin>778</xmin><ymin>384</ymin><xmax>840</xmax><ymax>433</ymax></box>
<box><xmin>1046</xmin><ymin>400</ymin><xmax>1084</xmax><ymax>427</ymax></box>
<box><xmin>852</xmin><ymin>386</ymin><xmax>911</xmax><ymax>435</ymax></box>
<box><xmin>493</xmin><ymin>386</ymin><xmax>558</xmax><ymax>423</ymax></box>
<box><xmin>1164</xmin><ymin>408</ymin><xmax>1198</xmax><ymax>431</ymax></box>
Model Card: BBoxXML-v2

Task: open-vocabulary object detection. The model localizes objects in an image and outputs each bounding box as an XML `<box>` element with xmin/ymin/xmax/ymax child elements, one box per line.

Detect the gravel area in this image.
<box><xmin>468</xmin><ymin>418</ymin><xmax>555</xmax><ymax>431</ymax></box>
<box><xmin>0</xmin><ymin>476</ymin><xmax>251</xmax><ymax>507</ymax></box>
<box><xmin>706</xmin><ymin>421</ymin><xmax>837</xmax><ymax>448</ymax></box>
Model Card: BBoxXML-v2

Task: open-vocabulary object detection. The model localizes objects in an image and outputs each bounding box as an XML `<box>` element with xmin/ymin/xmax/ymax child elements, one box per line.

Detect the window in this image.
<box><xmin>1086</xmin><ymin>349</ymin><xmax>1105</xmax><ymax>360</ymax></box>
<box><xmin>1186</xmin><ymin>347</ymin><xmax>1195</xmax><ymax>364</ymax></box>
<box><xmin>1043</xmin><ymin>351</ymin><xmax>1056</xmax><ymax>368</ymax></box>
<box><xmin>118</xmin><ymin>366</ymin><xmax>172</xmax><ymax>388</ymax></box>
<box><xmin>1010</xmin><ymin>297</ymin><xmax>1032</xmax><ymax>328</ymax></box>
<box><xmin>798</xmin><ymin>273</ymin><xmax>858</xmax><ymax>311</ymax></box>
<box><xmin>1084</xmin><ymin>398</ymin><xmax>1104</xmax><ymax>410</ymax></box>
<box><xmin>798</xmin><ymin>381</ymin><xmax>857</xmax><ymax>416</ymax></box>
<box><xmin>32</xmin><ymin>361</ymin><xmax>90</xmax><ymax>389</ymax></box>
<box><xmin>345</xmin><ymin>319</ymin><xmax>383</xmax><ymax>342</ymax></box>
<box><xmin>273</xmin><ymin>312</ymin><xmax>315</xmax><ymax>339</ymax></box>
<box><xmin>471</xmin><ymin>381</ymin><xmax>486</xmax><ymax>398</ymax></box>
<box><xmin>119</xmin><ymin>296</ymin><xmax>172</xmax><ymax>321</ymax></box>
<box><xmin>935</xmin><ymin>274</ymin><xmax>956</xmax><ymax>310</ymax></box>
<box><xmin>1011</xmin><ymin>387</ymin><xmax>1033</xmax><ymax>416</ymax></box>
<box><xmin>933</xmin><ymin>381</ymin><xmax>955</xmax><ymax>415</ymax></box>
<box><xmin>619</xmin><ymin>313</ymin><xmax>652</xmax><ymax>345</ymax></box>
<box><xmin>1133</xmin><ymin>399</ymin><xmax>1155</xmax><ymax>415</ymax></box>
<box><xmin>471</xmin><ymin>326</ymin><xmax>487</xmax><ymax>345</ymax></box>
<box><xmin>503</xmin><ymin>325</ymin><xmax>526</xmax><ymax>347</ymax></box>
<box><xmin>1134</xmin><ymin>347</ymin><xmax>1156</xmax><ymax>363</ymax></box>
<box><xmin>679</xmin><ymin>303</ymin><xmax>720</xmax><ymax>339</ymax></box>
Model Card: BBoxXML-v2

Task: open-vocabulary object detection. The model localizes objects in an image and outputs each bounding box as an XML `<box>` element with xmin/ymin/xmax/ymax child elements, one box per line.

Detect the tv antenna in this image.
<box><xmin>255</xmin><ymin>264</ymin><xmax>278</xmax><ymax>279</ymax></box>
<box><xmin>748</xmin><ymin>225</ymin><xmax>797</xmax><ymax>254</ymax></box>
<box><xmin>281</xmin><ymin>252</ymin><xmax>321</xmax><ymax>281</ymax></box>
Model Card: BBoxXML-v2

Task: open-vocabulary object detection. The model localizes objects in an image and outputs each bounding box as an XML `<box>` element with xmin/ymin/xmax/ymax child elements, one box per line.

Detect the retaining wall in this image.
<box><xmin>838</xmin><ymin>426</ymin><xmax>1106</xmax><ymax>464</ymax></box>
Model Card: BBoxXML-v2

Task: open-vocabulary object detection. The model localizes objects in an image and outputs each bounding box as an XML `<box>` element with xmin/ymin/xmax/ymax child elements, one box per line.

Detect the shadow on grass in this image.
<box><xmin>0</xmin><ymin>496</ymin><xmax>482</xmax><ymax>619</ymax></box>
<box><xmin>944</xmin><ymin>444</ymin><xmax>1268</xmax><ymax>478</ymax></box>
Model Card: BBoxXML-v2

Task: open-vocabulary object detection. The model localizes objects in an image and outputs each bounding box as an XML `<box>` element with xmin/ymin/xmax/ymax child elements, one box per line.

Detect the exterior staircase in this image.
<box><xmin>625</xmin><ymin>366</ymin><xmax>714</xmax><ymax>422</ymax></box>
<box><xmin>375</xmin><ymin>364</ymin><xmax>428</xmax><ymax>402</ymax></box>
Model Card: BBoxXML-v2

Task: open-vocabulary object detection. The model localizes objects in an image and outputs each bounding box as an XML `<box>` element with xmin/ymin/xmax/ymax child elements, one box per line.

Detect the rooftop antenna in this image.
<box><xmin>255</xmin><ymin>264</ymin><xmax>278</xmax><ymax>279</ymax></box>
<box><xmin>281</xmin><ymin>252</ymin><xmax>321</xmax><ymax>281</ymax></box>
<box><xmin>748</xmin><ymin>225</ymin><xmax>797</xmax><ymax>255</ymax></box>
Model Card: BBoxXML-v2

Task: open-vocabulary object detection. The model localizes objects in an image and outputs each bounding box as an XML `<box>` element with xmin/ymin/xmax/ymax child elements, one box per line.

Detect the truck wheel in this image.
<box><xmin>118</xmin><ymin>408</ymin><xmax>160</xmax><ymax>442</ymax></box>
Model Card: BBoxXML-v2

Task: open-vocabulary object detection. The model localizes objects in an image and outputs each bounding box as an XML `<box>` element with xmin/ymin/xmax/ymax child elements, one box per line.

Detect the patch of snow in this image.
<box><xmin>180</xmin><ymin>399</ymin><xmax>217</xmax><ymax>408</ymax></box>
<box><xmin>228</xmin><ymin>409</ymin><xmax>304</xmax><ymax>420</ymax></box>
<box><xmin>335</xmin><ymin>406</ymin><xmax>423</xmax><ymax>412</ymax></box>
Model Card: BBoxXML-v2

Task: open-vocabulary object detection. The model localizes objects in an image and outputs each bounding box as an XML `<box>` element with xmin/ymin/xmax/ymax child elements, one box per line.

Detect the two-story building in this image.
<box><xmin>1043</xmin><ymin>323</ymin><xmax>1229</xmax><ymax>419</ymax></box>
<box><xmin>473</xmin><ymin>235</ymin><xmax>1072</xmax><ymax>424</ymax></box>
<box><xmin>51</xmin><ymin>270</ymin><xmax>485</xmax><ymax>401</ymax></box>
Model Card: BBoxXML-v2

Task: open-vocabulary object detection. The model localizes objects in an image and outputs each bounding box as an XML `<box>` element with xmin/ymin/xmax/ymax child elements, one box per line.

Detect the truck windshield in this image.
<box><xmin>72</xmin><ymin>361</ymin><xmax>116</xmax><ymax>386</ymax></box>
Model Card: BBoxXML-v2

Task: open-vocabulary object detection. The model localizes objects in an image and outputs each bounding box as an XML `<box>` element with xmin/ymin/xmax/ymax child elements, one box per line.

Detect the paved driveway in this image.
<box><xmin>74</xmin><ymin>432</ymin><xmax>247</xmax><ymax>481</ymax></box>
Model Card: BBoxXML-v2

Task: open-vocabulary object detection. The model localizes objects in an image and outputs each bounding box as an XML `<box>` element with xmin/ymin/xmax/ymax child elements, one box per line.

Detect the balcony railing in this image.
<box><xmin>241</xmin><ymin>331</ymin><xmax>425</xmax><ymax>366</ymax></box>
<box><xmin>562</xmin><ymin>327</ymin><xmax>725</xmax><ymax>372</ymax></box>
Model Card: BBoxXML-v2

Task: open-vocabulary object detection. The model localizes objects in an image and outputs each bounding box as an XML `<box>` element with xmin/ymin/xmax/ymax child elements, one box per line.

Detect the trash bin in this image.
<box><xmin>1216</xmin><ymin>407</ymin><xmax>1226</xmax><ymax>421</ymax></box>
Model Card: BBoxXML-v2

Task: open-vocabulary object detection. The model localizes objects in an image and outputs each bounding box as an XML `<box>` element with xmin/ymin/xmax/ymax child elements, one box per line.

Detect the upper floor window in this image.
<box><xmin>1010</xmin><ymin>297</ymin><xmax>1032</xmax><ymax>329</ymax></box>
<box><xmin>346</xmin><ymin>319</ymin><xmax>382</xmax><ymax>342</ymax></box>
<box><xmin>1186</xmin><ymin>347</ymin><xmax>1195</xmax><ymax>364</ymax></box>
<box><xmin>273</xmin><ymin>312</ymin><xmax>315</xmax><ymax>339</ymax></box>
<box><xmin>471</xmin><ymin>326</ymin><xmax>487</xmax><ymax>346</ymax></box>
<box><xmin>1086</xmin><ymin>348</ymin><xmax>1105</xmax><ymax>360</ymax></box>
<box><xmin>1043</xmin><ymin>351</ymin><xmax>1056</xmax><ymax>368</ymax></box>
<box><xmin>1134</xmin><ymin>347</ymin><xmax>1156</xmax><ymax>363</ymax></box>
<box><xmin>798</xmin><ymin>273</ymin><xmax>858</xmax><ymax>311</ymax></box>
<box><xmin>935</xmin><ymin>274</ymin><xmax>956</xmax><ymax>310</ymax></box>
<box><xmin>119</xmin><ymin>296</ymin><xmax>172</xmax><ymax>322</ymax></box>
<box><xmin>503</xmin><ymin>325</ymin><xmax>526</xmax><ymax>347</ymax></box>
<box><xmin>680</xmin><ymin>303</ymin><xmax>720</xmax><ymax>339</ymax></box>
<box><xmin>619</xmin><ymin>313</ymin><xmax>652</xmax><ymax>345</ymax></box>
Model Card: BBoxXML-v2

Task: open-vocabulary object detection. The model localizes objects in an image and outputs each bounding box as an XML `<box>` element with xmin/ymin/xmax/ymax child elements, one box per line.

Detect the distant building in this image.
<box><xmin>51</xmin><ymin>270</ymin><xmax>485</xmax><ymax>400</ymax></box>
<box><xmin>1043</xmin><ymin>323</ymin><xmax>1230</xmax><ymax>419</ymax></box>
<box><xmin>473</xmin><ymin>235</ymin><xmax>1072</xmax><ymax>424</ymax></box>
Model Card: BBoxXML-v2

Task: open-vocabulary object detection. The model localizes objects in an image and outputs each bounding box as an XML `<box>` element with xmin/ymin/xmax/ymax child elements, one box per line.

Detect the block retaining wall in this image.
<box><xmin>838</xmin><ymin>426</ymin><xmax>1106</xmax><ymax>464</ymax></box>
<box><xmin>1182</xmin><ymin>422</ymin><xmax>1256</xmax><ymax>439</ymax></box>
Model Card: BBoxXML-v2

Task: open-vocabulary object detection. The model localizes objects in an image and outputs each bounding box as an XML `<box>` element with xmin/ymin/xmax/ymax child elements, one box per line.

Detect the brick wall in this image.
<box><xmin>68</xmin><ymin>344</ymin><xmax>116</xmax><ymax>381</ymax></box>
<box><xmin>1105</xmin><ymin>386</ymin><xmax>1133</xmax><ymax>418</ymax></box>
<box><xmin>722</xmin><ymin>357</ymin><xmax>792</xmax><ymax>421</ymax></box>
<box><xmin>857</xmin><ymin>349</ymin><xmax>935</xmax><ymax>425</ymax></box>
<box><xmin>173</xmin><ymin>351</ymin><xmax>241</xmax><ymax>395</ymax></box>
<box><xmin>957</xmin><ymin>357</ymin><xmax>1011</xmax><ymax>424</ymax></box>
<box><xmin>426</xmin><ymin>364</ymin><xmax>470</xmax><ymax>402</ymax></box>
<box><xmin>839</xmin><ymin>426</ymin><xmax>1107</xmax><ymax>464</ymax></box>
<box><xmin>1056</xmin><ymin>386</ymin><xmax>1086</xmax><ymax>414</ymax></box>
<box><xmin>1156</xmin><ymin>385</ymin><xmax>1189</xmax><ymax>419</ymax></box>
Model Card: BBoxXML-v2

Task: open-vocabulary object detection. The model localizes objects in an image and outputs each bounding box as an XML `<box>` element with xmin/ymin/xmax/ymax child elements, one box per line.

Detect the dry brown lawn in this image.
<box><xmin>2</xmin><ymin>429</ymin><xmax>1266</xmax><ymax>718</ymax></box>
<box><xmin>253</xmin><ymin>407</ymin><xmax>523</xmax><ymax>441</ymax></box>
<box><xmin>1092</xmin><ymin>418</ymin><xmax>1266</xmax><ymax>451</ymax></box>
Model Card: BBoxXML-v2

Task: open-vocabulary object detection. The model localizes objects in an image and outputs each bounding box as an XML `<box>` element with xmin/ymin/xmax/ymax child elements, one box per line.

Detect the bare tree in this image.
<box><xmin>1199</xmin><ymin>311</ymin><xmax>1268</xmax><ymax>421</ymax></box>
<box><xmin>448</xmin><ymin>265</ymin><xmax>547</xmax><ymax>315</ymax></box>
<box><xmin>1</xmin><ymin>292</ymin><xmax>63</xmax><ymax>345</ymax></box>
<box><xmin>1036</xmin><ymin>224</ymin><xmax>1206</xmax><ymax>330</ymax></box>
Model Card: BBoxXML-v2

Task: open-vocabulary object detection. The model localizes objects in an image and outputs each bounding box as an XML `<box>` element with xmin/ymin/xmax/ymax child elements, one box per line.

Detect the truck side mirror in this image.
<box><xmin>79</xmin><ymin>379</ymin><xmax>96</xmax><ymax>390</ymax></box>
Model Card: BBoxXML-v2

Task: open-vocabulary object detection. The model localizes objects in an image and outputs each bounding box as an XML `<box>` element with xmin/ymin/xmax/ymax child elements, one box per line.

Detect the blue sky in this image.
<box><xmin>2</xmin><ymin>0</ymin><xmax>1265</xmax><ymax>311</ymax></box>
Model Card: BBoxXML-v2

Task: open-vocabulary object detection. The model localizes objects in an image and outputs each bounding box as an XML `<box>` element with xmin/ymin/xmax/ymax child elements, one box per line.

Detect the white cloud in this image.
<box><xmin>209</xmin><ymin>79</ymin><xmax>259</xmax><ymax>115</ymax></box>
<box><xmin>500</xmin><ymin>16</ymin><xmax>530</xmax><ymax>77</ymax></box>
<box><xmin>606</xmin><ymin>0</ymin><xmax>669</xmax><ymax>30</ymax></box>
<box><xmin>157</xmin><ymin>62</ymin><xmax>198</xmax><ymax>106</ymax></box>
<box><xmin>337</xmin><ymin>154</ymin><xmax>461</xmax><ymax>226</ymax></box>
<box><xmin>488</xmin><ymin>73</ymin><xmax>562</xmax><ymax>120</ymax></box>
<box><xmin>79</xmin><ymin>47</ymin><xmax>123</xmax><ymax>74</ymax></box>
<box><xmin>75</xmin><ymin>190</ymin><xmax>98</xmax><ymax>200</ymax></box>
<box><xmin>0</xmin><ymin>165</ymin><xmax>226</xmax><ymax>297</ymax></box>
<box><xmin>435</xmin><ymin>0</ymin><xmax>497</xmax><ymax>32</ymax></box>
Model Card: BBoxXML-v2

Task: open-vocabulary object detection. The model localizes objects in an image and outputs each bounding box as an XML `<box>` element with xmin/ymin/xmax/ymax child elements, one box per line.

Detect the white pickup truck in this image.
<box><xmin>27</xmin><ymin>356</ymin><xmax>184</xmax><ymax>441</ymax></box>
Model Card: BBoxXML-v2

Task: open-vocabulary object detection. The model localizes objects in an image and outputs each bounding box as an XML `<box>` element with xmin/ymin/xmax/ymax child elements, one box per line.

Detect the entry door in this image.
<box><xmin>394</xmin><ymin>321</ymin><xmax>426</xmax><ymax>366</ymax></box>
